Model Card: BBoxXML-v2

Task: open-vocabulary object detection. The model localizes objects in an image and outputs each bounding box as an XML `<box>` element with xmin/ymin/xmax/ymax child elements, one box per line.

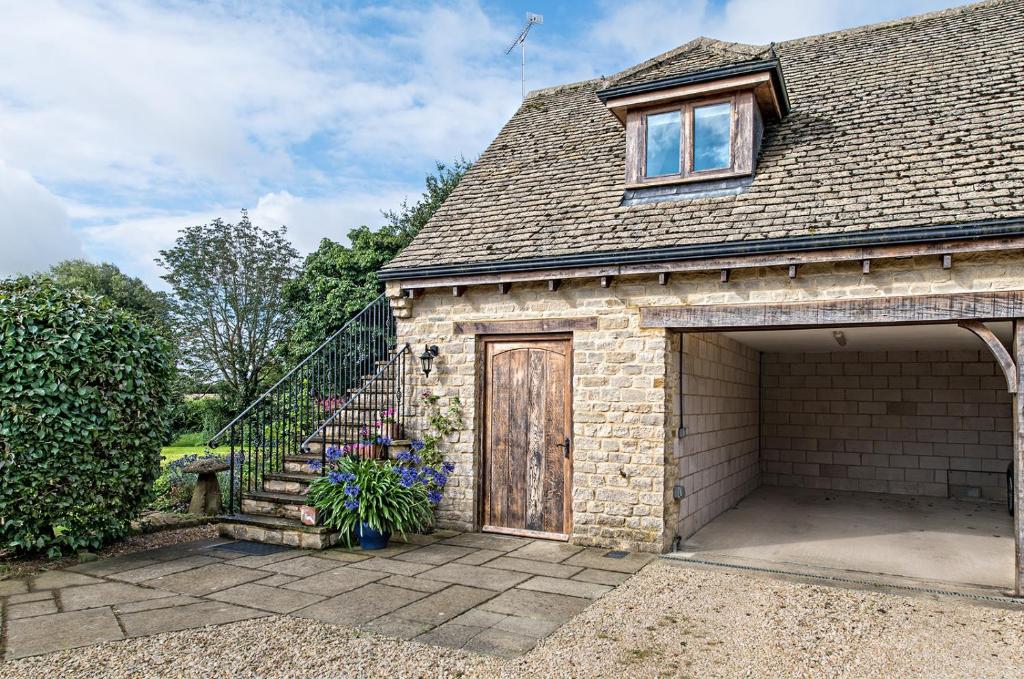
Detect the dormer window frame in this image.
<box><xmin>626</xmin><ymin>90</ymin><xmax>758</xmax><ymax>188</ymax></box>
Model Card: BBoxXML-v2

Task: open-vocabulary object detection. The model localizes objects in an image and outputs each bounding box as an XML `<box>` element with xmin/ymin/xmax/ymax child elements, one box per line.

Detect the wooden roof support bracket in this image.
<box><xmin>406</xmin><ymin>288</ymin><xmax>423</xmax><ymax>299</ymax></box>
<box><xmin>452</xmin><ymin>286</ymin><xmax>466</xmax><ymax>297</ymax></box>
<box><xmin>862</xmin><ymin>259</ymin><xmax>871</xmax><ymax>274</ymax></box>
<box><xmin>547</xmin><ymin>279</ymin><xmax>561</xmax><ymax>292</ymax></box>
<box><xmin>658</xmin><ymin>272</ymin><xmax>670</xmax><ymax>285</ymax></box>
<box><xmin>942</xmin><ymin>254</ymin><xmax>953</xmax><ymax>269</ymax></box>
<box><xmin>958</xmin><ymin>320</ymin><xmax>1018</xmax><ymax>393</ymax></box>
<box><xmin>720</xmin><ymin>269</ymin><xmax>730</xmax><ymax>283</ymax></box>
<box><xmin>600</xmin><ymin>275</ymin><xmax>614</xmax><ymax>288</ymax></box>
<box><xmin>497</xmin><ymin>282</ymin><xmax>511</xmax><ymax>294</ymax></box>
<box><xmin>788</xmin><ymin>264</ymin><xmax>798</xmax><ymax>279</ymax></box>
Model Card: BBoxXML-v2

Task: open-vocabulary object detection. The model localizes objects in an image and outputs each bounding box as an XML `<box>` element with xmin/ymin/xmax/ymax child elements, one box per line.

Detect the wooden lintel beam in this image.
<box><xmin>547</xmin><ymin>280</ymin><xmax>561</xmax><ymax>292</ymax></box>
<box><xmin>942</xmin><ymin>254</ymin><xmax>953</xmax><ymax>269</ymax></box>
<box><xmin>720</xmin><ymin>269</ymin><xmax>730</xmax><ymax>283</ymax></box>
<box><xmin>958</xmin><ymin>321</ymin><xmax>1018</xmax><ymax>394</ymax></box>
<box><xmin>788</xmin><ymin>264</ymin><xmax>798</xmax><ymax>279</ymax></box>
<box><xmin>862</xmin><ymin>259</ymin><xmax>871</xmax><ymax>275</ymax></box>
<box><xmin>497</xmin><ymin>282</ymin><xmax>511</xmax><ymax>294</ymax></box>
<box><xmin>641</xmin><ymin>290</ymin><xmax>1024</xmax><ymax>330</ymax></box>
<box><xmin>600</xmin><ymin>275</ymin><xmax>614</xmax><ymax>288</ymax></box>
<box><xmin>452</xmin><ymin>286</ymin><xmax>465</xmax><ymax>297</ymax></box>
<box><xmin>658</xmin><ymin>272</ymin><xmax>670</xmax><ymax>285</ymax></box>
<box><xmin>454</xmin><ymin>317</ymin><xmax>598</xmax><ymax>334</ymax></box>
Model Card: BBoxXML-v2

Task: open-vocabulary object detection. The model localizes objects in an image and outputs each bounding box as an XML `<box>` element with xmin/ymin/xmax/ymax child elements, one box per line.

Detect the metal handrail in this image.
<box><xmin>207</xmin><ymin>293</ymin><xmax>389</xmax><ymax>449</ymax></box>
<box><xmin>301</xmin><ymin>344</ymin><xmax>411</xmax><ymax>453</ymax></box>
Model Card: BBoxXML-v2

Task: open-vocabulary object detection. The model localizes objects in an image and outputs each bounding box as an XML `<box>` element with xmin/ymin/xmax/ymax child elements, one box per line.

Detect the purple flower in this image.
<box><xmin>327</xmin><ymin>471</ymin><xmax>344</xmax><ymax>484</ymax></box>
<box><xmin>338</xmin><ymin>471</ymin><xmax>356</xmax><ymax>483</ymax></box>
<box><xmin>307</xmin><ymin>459</ymin><xmax>323</xmax><ymax>472</ymax></box>
<box><xmin>441</xmin><ymin>461</ymin><xmax>455</xmax><ymax>474</ymax></box>
<box><xmin>325</xmin><ymin>446</ymin><xmax>343</xmax><ymax>462</ymax></box>
<box><xmin>344</xmin><ymin>483</ymin><xmax>360</xmax><ymax>497</ymax></box>
<box><xmin>427</xmin><ymin>490</ymin><xmax>443</xmax><ymax>505</ymax></box>
<box><xmin>410</xmin><ymin>439</ymin><xmax>425</xmax><ymax>451</ymax></box>
<box><xmin>376</xmin><ymin>435</ymin><xmax>393</xmax><ymax>446</ymax></box>
<box><xmin>343</xmin><ymin>498</ymin><xmax>359</xmax><ymax>511</ymax></box>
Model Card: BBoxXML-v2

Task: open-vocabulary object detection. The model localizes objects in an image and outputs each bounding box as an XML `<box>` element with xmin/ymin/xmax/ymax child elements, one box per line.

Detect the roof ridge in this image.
<box><xmin>526</xmin><ymin>76</ymin><xmax>606</xmax><ymax>100</ymax></box>
<box><xmin>607</xmin><ymin>36</ymin><xmax>770</xmax><ymax>85</ymax></box>
<box><xmin>780</xmin><ymin>0</ymin><xmax>1012</xmax><ymax>47</ymax></box>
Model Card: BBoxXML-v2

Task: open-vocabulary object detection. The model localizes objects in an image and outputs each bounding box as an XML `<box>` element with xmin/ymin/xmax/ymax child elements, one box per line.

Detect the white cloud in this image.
<box><xmin>0</xmin><ymin>160</ymin><xmax>82</xmax><ymax>277</ymax></box>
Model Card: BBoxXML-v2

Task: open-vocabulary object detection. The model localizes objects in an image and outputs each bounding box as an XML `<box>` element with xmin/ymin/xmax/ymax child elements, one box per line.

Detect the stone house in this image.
<box><xmin>378</xmin><ymin>1</ymin><xmax>1024</xmax><ymax>594</ymax></box>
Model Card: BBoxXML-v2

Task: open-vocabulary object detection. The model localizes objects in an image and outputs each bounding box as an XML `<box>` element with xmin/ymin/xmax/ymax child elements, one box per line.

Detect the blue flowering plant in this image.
<box><xmin>304</xmin><ymin>447</ymin><xmax>436</xmax><ymax>546</ymax></box>
<box><xmin>393</xmin><ymin>441</ymin><xmax>455</xmax><ymax>509</ymax></box>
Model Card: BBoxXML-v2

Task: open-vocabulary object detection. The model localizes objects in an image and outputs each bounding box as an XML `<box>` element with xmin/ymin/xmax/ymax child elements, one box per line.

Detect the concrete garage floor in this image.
<box><xmin>677</xmin><ymin>486</ymin><xmax>1014</xmax><ymax>592</ymax></box>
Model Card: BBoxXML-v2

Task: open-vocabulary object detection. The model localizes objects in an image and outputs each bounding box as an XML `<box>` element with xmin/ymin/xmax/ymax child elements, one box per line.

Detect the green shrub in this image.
<box><xmin>0</xmin><ymin>277</ymin><xmax>174</xmax><ymax>556</ymax></box>
<box><xmin>169</xmin><ymin>396</ymin><xmax>226</xmax><ymax>440</ymax></box>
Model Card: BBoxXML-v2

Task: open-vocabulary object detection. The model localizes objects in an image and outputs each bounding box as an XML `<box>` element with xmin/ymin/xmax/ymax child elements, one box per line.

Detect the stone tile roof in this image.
<box><xmin>609</xmin><ymin>38</ymin><xmax>773</xmax><ymax>88</ymax></box>
<box><xmin>384</xmin><ymin>0</ymin><xmax>1024</xmax><ymax>274</ymax></box>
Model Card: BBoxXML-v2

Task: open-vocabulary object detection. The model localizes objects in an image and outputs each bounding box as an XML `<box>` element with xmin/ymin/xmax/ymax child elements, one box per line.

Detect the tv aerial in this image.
<box><xmin>506</xmin><ymin>12</ymin><xmax>543</xmax><ymax>100</ymax></box>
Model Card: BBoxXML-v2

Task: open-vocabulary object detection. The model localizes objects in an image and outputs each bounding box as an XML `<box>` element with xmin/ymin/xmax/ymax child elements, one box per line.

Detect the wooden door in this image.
<box><xmin>482</xmin><ymin>336</ymin><xmax>572</xmax><ymax>539</ymax></box>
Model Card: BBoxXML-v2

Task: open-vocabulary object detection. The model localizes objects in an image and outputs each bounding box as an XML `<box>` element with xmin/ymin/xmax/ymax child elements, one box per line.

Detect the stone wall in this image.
<box><xmin>386</xmin><ymin>250</ymin><xmax>1024</xmax><ymax>552</ymax></box>
<box><xmin>673</xmin><ymin>333</ymin><xmax>761</xmax><ymax>539</ymax></box>
<box><xmin>761</xmin><ymin>349</ymin><xmax>1013</xmax><ymax>501</ymax></box>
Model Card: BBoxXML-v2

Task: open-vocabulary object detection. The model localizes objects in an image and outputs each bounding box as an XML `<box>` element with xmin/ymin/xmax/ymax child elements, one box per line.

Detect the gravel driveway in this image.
<box><xmin>4</xmin><ymin>561</ymin><xmax>1023</xmax><ymax>678</ymax></box>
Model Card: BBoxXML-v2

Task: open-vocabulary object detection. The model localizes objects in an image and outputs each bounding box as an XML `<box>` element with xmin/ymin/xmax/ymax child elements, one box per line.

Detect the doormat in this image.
<box><xmin>212</xmin><ymin>541</ymin><xmax>294</xmax><ymax>556</ymax></box>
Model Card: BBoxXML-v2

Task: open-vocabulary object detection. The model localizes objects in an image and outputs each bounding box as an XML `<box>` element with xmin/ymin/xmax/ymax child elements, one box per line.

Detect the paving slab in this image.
<box><xmin>142</xmin><ymin>563</ymin><xmax>267</xmax><ymax>596</ymax></box>
<box><xmin>60</xmin><ymin>581</ymin><xmax>177</xmax><ymax>611</ymax></box>
<box><xmin>257</xmin><ymin>555</ymin><xmax>340</xmax><ymax>577</ymax></box>
<box><xmin>414</xmin><ymin>622</ymin><xmax>484</xmax><ymax>649</ymax></box>
<box><xmin>517</xmin><ymin>575</ymin><xmax>611</xmax><ymax>599</ymax></box>
<box><xmin>309</xmin><ymin>549</ymin><xmax>372</xmax><ymax>563</ymax></box>
<box><xmin>441</xmin><ymin>533</ymin><xmax>534</xmax><ymax>551</ymax></box>
<box><xmin>480</xmin><ymin>588</ymin><xmax>590</xmax><ymax>623</ymax></box>
<box><xmin>493</xmin><ymin>614</ymin><xmax>561</xmax><ymax>638</ymax></box>
<box><xmin>114</xmin><ymin>595</ymin><xmax>203</xmax><ymax>614</ymax></box>
<box><xmin>450</xmin><ymin>608</ymin><xmax>507</xmax><ymax>629</ymax></box>
<box><xmin>391</xmin><ymin>585</ymin><xmax>496</xmax><ymax>625</ymax></box>
<box><xmin>108</xmin><ymin>555</ymin><xmax>221</xmax><ymax>583</ymax></box>
<box><xmin>7</xmin><ymin>590</ymin><xmax>52</xmax><ymax>604</ymax></box>
<box><xmin>0</xmin><ymin>579</ymin><xmax>29</xmax><ymax>596</ymax></box>
<box><xmin>119</xmin><ymin>600</ymin><xmax>266</xmax><ymax>637</ymax></box>
<box><xmin>30</xmin><ymin>570</ymin><xmax>104</xmax><ymax>590</ymax></box>
<box><xmin>378</xmin><ymin>574</ymin><xmax>450</xmax><ymax>593</ymax></box>
<box><xmin>349</xmin><ymin>557</ymin><xmax>434</xmax><ymax>577</ymax></box>
<box><xmin>5</xmin><ymin>607</ymin><xmax>123</xmax><ymax>659</ymax></box>
<box><xmin>393</xmin><ymin>532</ymin><xmax>444</xmax><ymax>546</ymax></box>
<box><xmin>282</xmin><ymin>565</ymin><xmax>385</xmax><ymax>597</ymax></box>
<box><xmin>361</xmin><ymin>615</ymin><xmax>434</xmax><ymax>640</ymax></box>
<box><xmin>255</xmin><ymin>573</ymin><xmax>299</xmax><ymax>587</ymax></box>
<box><xmin>7</xmin><ymin>598</ymin><xmax>59</xmax><ymax>619</ymax></box>
<box><xmin>453</xmin><ymin>549</ymin><xmax>504</xmax><ymax>566</ymax></box>
<box><xmin>484</xmin><ymin>556</ymin><xmax>583</xmax><ymax>579</ymax></box>
<box><xmin>563</xmin><ymin>548</ymin><xmax>656</xmax><ymax>574</ymax></box>
<box><xmin>416</xmin><ymin>563</ymin><xmax>531</xmax><ymax>591</ymax></box>
<box><xmin>507</xmin><ymin>541</ymin><xmax>584</xmax><ymax>563</ymax></box>
<box><xmin>228</xmin><ymin>550</ymin><xmax>308</xmax><ymax>569</ymax></box>
<box><xmin>393</xmin><ymin>544</ymin><xmax>476</xmax><ymax>565</ymax></box>
<box><xmin>342</xmin><ymin>542</ymin><xmax>419</xmax><ymax>559</ymax></box>
<box><xmin>463</xmin><ymin>627</ymin><xmax>538</xmax><ymax>657</ymax></box>
<box><xmin>67</xmin><ymin>553</ymin><xmax>163</xmax><ymax>577</ymax></box>
<box><xmin>572</xmin><ymin>568</ymin><xmax>632</xmax><ymax>586</ymax></box>
<box><xmin>295</xmin><ymin>583</ymin><xmax>426</xmax><ymax>626</ymax></box>
<box><xmin>208</xmin><ymin>582</ymin><xmax>324</xmax><ymax>614</ymax></box>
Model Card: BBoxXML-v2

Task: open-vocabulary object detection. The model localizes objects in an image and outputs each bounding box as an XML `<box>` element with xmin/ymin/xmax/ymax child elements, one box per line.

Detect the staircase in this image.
<box><xmin>208</xmin><ymin>295</ymin><xmax>413</xmax><ymax>549</ymax></box>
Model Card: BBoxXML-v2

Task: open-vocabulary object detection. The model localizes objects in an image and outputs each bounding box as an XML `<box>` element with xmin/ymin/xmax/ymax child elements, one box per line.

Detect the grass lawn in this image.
<box><xmin>160</xmin><ymin>446</ymin><xmax>208</xmax><ymax>465</ymax></box>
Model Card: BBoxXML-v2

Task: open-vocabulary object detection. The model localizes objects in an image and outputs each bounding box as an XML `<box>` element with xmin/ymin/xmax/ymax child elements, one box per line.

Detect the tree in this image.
<box><xmin>0</xmin><ymin>277</ymin><xmax>174</xmax><ymax>555</ymax></box>
<box><xmin>48</xmin><ymin>259</ymin><xmax>173</xmax><ymax>339</ymax></box>
<box><xmin>282</xmin><ymin>159</ymin><xmax>471</xmax><ymax>359</ymax></box>
<box><xmin>157</xmin><ymin>211</ymin><xmax>299</xmax><ymax>410</ymax></box>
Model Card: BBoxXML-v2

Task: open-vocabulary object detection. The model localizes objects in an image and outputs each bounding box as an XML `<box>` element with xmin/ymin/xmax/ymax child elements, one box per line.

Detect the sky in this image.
<box><xmin>0</xmin><ymin>0</ymin><xmax>965</xmax><ymax>289</ymax></box>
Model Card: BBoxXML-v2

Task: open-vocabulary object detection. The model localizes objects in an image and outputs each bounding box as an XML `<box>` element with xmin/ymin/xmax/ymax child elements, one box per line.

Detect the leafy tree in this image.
<box><xmin>283</xmin><ymin>159</ymin><xmax>471</xmax><ymax>359</ymax></box>
<box><xmin>0</xmin><ymin>277</ymin><xmax>174</xmax><ymax>556</ymax></box>
<box><xmin>157</xmin><ymin>211</ymin><xmax>299</xmax><ymax>410</ymax></box>
<box><xmin>48</xmin><ymin>259</ymin><xmax>173</xmax><ymax>339</ymax></box>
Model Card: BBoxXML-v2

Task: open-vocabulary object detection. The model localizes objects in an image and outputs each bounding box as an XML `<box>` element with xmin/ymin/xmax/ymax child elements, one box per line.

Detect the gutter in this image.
<box><xmin>595</xmin><ymin>59</ymin><xmax>792</xmax><ymax>117</ymax></box>
<box><xmin>378</xmin><ymin>216</ymin><xmax>1024</xmax><ymax>281</ymax></box>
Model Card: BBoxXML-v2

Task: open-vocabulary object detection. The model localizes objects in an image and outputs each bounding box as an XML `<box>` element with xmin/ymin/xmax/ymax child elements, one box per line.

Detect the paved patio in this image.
<box><xmin>0</xmin><ymin>531</ymin><xmax>655</xmax><ymax>660</ymax></box>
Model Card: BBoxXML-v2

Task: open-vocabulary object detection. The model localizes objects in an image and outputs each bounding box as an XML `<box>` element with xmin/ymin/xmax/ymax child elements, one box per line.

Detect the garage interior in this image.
<box><xmin>673</xmin><ymin>322</ymin><xmax>1016</xmax><ymax>592</ymax></box>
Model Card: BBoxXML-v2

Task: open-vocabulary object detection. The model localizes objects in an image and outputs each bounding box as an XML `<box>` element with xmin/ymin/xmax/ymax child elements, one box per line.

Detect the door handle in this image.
<box><xmin>558</xmin><ymin>438</ymin><xmax>571</xmax><ymax>458</ymax></box>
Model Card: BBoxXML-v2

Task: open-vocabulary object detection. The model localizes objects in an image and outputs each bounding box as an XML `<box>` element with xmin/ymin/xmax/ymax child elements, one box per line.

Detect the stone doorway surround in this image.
<box><xmin>0</xmin><ymin>532</ymin><xmax>654</xmax><ymax>661</ymax></box>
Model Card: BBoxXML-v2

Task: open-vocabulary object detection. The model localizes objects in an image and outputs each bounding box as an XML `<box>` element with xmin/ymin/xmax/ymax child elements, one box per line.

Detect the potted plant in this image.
<box><xmin>305</xmin><ymin>451</ymin><xmax>449</xmax><ymax>549</ymax></box>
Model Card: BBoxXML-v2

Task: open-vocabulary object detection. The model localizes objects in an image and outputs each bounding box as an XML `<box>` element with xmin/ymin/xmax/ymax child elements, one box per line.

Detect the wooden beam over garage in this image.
<box><xmin>641</xmin><ymin>291</ymin><xmax>1024</xmax><ymax>330</ymax></box>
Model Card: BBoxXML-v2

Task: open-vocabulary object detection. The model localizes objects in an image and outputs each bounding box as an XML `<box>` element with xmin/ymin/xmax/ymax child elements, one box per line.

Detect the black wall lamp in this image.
<box><xmin>419</xmin><ymin>345</ymin><xmax>439</xmax><ymax>377</ymax></box>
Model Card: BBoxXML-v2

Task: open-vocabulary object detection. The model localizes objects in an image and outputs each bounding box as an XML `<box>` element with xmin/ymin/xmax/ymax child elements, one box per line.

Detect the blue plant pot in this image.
<box><xmin>358</xmin><ymin>522</ymin><xmax>392</xmax><ymax>550</ymax></box>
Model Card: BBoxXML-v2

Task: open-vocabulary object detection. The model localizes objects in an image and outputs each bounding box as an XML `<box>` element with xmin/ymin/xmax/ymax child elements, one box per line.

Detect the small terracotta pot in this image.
<box><xmin>299</xmin><ymin>505</ymin><xmax>320</xmax><ymax>526</ymax></box>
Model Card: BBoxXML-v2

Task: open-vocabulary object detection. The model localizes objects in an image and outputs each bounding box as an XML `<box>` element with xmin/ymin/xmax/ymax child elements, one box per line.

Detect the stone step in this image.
<box><xmin>241</xmin><ymin>490</ymin><xmax>307</xmax><ymax>520</ymax></box>
<box><xmin>218</xmin><ymin>513</ymin><xmax>339</xmax><ymax>550</ymax></box>
<box><xmin>263</xmin><ymin>470</ymin><xmax>319</xmax><ymax>493</ymax></box>
<box><xmin>304</xmin><ymin>439</ymin><xmax>410</xmax><ymax>457</ymax></box>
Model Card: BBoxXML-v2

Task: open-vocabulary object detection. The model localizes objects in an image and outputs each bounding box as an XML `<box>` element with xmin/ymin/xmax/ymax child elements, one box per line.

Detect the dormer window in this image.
<box><xmin>597</xmin><ymin>61</ymin><xmax>789</xmax><ymax>192</ymax></box>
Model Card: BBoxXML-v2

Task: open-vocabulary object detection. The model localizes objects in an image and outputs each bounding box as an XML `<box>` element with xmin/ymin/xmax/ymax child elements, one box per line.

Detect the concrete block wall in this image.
<box><xmin>675</xmin><ymin>333</ymin><xmax>761</xmax><ymax>539</ymax></box>
<box><xmin>761</xmin><ymin>350</ymin><xmax>1013</xmax><ymax>501</ymax></box>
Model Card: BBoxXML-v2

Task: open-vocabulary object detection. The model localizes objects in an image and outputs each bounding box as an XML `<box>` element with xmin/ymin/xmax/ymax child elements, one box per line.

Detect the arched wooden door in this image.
<box><xmin>482</xmin><ymin>336</ymin><xmax>572</xmax><ymax>539</ymax></box>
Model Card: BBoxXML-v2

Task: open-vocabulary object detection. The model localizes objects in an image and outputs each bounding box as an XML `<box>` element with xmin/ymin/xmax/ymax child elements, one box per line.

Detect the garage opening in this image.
<box><xmin>673</xmin><ymin>322</ymin><xmax>1016</xmax><ymax>592</ymax></box>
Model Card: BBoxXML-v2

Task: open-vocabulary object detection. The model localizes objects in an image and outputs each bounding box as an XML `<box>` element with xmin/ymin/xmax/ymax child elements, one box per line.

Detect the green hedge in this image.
<box><xmin>0</xmin><ymin>277</ymin><xmax>174</xmax><ymax>555</ymax></box>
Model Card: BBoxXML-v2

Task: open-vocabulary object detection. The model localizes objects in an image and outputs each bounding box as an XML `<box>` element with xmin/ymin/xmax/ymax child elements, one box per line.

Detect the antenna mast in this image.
<box><xmin>505</xmin><ymin>12</ymin><xmax>543</xmax><ymax>100</ymax></box>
